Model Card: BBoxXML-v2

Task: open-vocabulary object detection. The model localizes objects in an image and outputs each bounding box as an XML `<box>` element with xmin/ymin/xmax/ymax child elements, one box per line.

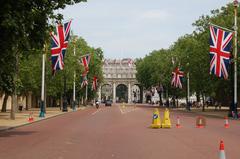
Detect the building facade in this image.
<box><xmin>99</xmin><ymin>58</ymin><xmax>143</xmax><ymax>103</ymax></box>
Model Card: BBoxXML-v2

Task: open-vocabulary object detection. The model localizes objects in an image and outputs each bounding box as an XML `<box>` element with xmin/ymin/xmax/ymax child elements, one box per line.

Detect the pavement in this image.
<box><xmin>136</xmin><ymin>104</ymin><xmax>235</xmax><ymax>118</ymax></box>
<box><xmin>0</xmin><ymin>106</ymin><xmax>88</xmax><ymax>132</ymax></box>
<box><xmin>174</xmin><ymin>106</ymin><xmax>233</xmax><ymax>118</ymax></box>
<box><xmin>0</xmin><ymin>104</ymin><xmax>237</xmax><ymax>132</ymax></box>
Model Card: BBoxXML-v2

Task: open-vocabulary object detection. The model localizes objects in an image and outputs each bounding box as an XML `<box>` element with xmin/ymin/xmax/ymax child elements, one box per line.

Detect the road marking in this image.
<box><xmin>91</xmin><ymin>108</ymin><xmax>102</xmax><ymax>115</ymax></box>
<box><xmin>119</xmin><ymin>106</ymin><xmax>138</xmax><ymax>114</ymax></box>
<box><xmin>119</xmin><ymin>106</ymin><xmax>124</xmax><ymax>114</ymax></box>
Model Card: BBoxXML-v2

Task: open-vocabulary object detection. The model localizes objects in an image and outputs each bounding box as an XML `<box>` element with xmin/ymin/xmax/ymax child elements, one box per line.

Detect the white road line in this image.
<box><xmin>91</xmin><ymin>109</ymin><xmax>102</xmax><ymax>115</ymax></box>
<box><xmin>119</xmin><ymin>106</ymin><xmax>124</xmax><ymax>114</ymax></box>
<box><xmin>119</xmin><ymin>106</ymin><xmax>138</xmax><ymax>114</ymax></box>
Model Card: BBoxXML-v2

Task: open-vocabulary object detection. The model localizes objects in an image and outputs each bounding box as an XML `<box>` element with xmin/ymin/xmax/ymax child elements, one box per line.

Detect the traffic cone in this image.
<box><xmin>196</xmin><ymin>116</ymin><xmax>205</xmax><ymax>128</ymax></box>
<box><xmin>161</xmin><ymin>108</ymin><xmax>171</xmax><ymax>128</ymax></box>
<box><xmin>151</xmin><ymin>108</ymin><xmax>161</xmax><ymax>128</ymax></box>
<box><xmin>219</xmin><ymin>140</ymin><xmax>226</xmax><ymax>159</ymax></box>
<box><xmin>28</xmin><ymin>112</ymin><xmax>34</xmax><ymax>122</ymax></box>
<box><xmin>176</xmin><ymin>116</ymin><xmax>181</xmax><ymax>128</ymax></box>
<box><xmin>224</xmin><ymin>117</ymin><xmax>229</xmax><ymax>128</ymax></box>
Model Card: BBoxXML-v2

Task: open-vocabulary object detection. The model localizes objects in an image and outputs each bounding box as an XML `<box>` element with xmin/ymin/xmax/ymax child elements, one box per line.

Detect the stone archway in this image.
<box><xmin>116</xmin><ymin>84</ymin><xmax>128</xmax><ymax>103</ymax></box>
<box><xmin>101</xmin><ymin>84</ymin><xmax>112</xmax><ymax>103</ymax></box>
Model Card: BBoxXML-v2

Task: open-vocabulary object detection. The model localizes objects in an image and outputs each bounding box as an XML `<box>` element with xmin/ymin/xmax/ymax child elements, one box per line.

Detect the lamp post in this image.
<box><xmin>39</xmin><ymin>44</ymin><xmax>47</xmax><ymax>117</ymax></box>
<box><xmin>233</xmin><ymin>0</ymin><xmax>238</xmax><ymax>118</ymax></box>
<box><xmin>72</xmin><ymin>37</ymin><xmax>77</xmax><ymax>111</ymax></box>
<box><xmin>186</xmin><ymin>54</ymin><xmax>190</xmax><ymax>111</ymax></box>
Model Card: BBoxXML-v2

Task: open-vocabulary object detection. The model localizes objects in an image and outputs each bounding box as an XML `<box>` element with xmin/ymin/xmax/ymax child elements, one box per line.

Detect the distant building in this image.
<box><xmin>99</xmin><ymin>58</ymin><xmax>143</xmax><ymax>103</ymax></box>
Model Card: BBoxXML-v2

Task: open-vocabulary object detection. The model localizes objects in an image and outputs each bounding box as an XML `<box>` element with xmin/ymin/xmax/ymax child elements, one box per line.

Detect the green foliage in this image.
<box><xmin>136</xmin><ymin>2</ymin><xmax>240</xmax><ymax>104</ymax></box>
<box><xmin>17</xmin><ymin>35</ymin><xmax>104</xmax><ymax>101</ymax></box>
<box><xmin>0</xmin><ymin>0</ymin><xmax>87</xmax><ymax>96</ymax></box>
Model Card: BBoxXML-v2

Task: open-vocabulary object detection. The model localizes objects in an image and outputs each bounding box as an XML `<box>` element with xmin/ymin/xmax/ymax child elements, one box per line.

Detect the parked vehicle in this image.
<box><xmin>105</xmin><ymin>99</ymin><xmax>112</xmax><ymax>106</ymax></box>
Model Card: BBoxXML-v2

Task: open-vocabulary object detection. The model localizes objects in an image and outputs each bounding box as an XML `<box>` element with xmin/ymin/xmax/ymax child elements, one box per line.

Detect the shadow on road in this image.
<box><xmin>0</xmin><ymin>130</ymin><xmax>37</xmax><ymax>138</ymax></box>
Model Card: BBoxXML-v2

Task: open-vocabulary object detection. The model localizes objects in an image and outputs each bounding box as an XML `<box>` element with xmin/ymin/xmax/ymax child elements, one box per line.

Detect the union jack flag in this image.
<box><xmin>92</xmin><ymin>76</ymin><xmax>98</xmax><ymax>91</ymax></box>
<box><xmin>171</xmin><ymin>67</ymin><xmax>184</xmax><ymax>89</ymax></box>
<box><xmin>209</xmin><ymin>25</ymin><xmax>233</xmax><ymax>79</ymax></box>
<box><xmin>128</xmin><ymin>59</ymin><xmax>134</xmax><ymax>67</ymax></box>
<box><xmin>81</xmin><ymin>74</ymin><xmax>88</xmax><ymax>88</ymax></box>
<box><xmin>80</xmin><ymin>54</ymin><xmax>91</xmax><ymax>73</ymax></box>
<box><xmin>50</xmin><ymin>20</ymin><xmax>72</xmax><ymax>73</ymax></box>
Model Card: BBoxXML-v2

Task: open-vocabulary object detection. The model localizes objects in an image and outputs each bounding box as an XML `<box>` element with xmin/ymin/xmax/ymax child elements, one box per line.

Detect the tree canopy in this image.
<box><xmin>136</xmin><ymin>3</ymin><xmax>240</xmax><ymax>106</ymax></box>
<box><xmin>0</xmin><ymin>0</ymin><xmax>87</xmax><ymax>96</ymax></box>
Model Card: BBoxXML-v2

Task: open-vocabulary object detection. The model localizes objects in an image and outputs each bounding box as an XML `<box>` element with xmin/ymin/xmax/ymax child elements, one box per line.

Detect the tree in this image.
<box><xmin>0</xmin><ymin>0</ymin><xmax>87</xmax><ymax>118</ymax></box>
<box><xmin>136</xmin><ymin>2</ymin><xmax>240</xmax><ymax>110</ymax></box>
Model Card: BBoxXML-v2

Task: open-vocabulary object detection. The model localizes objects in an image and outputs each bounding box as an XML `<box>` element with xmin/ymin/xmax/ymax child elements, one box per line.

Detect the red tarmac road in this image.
<box><xmin>0</xmin><ymin>105</ymin><xmax>240</xmax><ymax>159</ymax></box>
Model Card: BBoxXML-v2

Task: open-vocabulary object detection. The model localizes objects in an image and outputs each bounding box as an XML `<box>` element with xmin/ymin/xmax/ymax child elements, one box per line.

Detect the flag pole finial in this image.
<box><xmin>234</xmin><ymin>0</ymin><xmax>238</xmax><ymax>7</ymax></box>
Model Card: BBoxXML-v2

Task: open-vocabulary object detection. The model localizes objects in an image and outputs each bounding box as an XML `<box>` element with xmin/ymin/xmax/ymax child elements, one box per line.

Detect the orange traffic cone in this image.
<box><xmin>224</xmin><ymin>117</ymin><xmax>229</xmax><ymax>128</ymax></box>
<box><xmin>196</xmin><ymin>116</ymin><xmax>205</xmax><ymax>128</ymax></box>
<box><xmin>28</xmin><ymin>112</ymin><xmax>34</xmax><ymax>122</ymax></box>
<box><xmin>176</xmin><ymin>116</ymin><xmax>181</xmax><ymax>128</ymax></box>
<box><xmin>219</xmin><ymin>140</ymin><xmax>226</xmax><ymax>159</ymax></box>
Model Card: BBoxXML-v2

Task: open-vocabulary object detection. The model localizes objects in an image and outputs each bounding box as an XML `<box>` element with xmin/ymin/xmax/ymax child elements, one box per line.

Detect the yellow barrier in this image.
<box><xmin>151</xmin><ymin>108</ymin><xmax>161</xmax><ymax>128</ymax></box>
<box><xmin>161</xmin><ymin>108</ymin><xmax>171</xmax><ymax>128</ymax></box>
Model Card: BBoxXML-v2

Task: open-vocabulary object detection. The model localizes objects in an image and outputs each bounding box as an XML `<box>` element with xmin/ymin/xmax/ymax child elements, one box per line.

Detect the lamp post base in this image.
<box><xmin>72</xmin><ymin>101</ymin><xmax>76</xmax><ymax>111</ymax></box>
<box><xmin>39</xmin><ymin>101</ymin><xmax>45</xmax><ymax>118</ymax></box>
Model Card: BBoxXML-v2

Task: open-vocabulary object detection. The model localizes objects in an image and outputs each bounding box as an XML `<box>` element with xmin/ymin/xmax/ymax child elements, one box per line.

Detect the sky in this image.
<box><xmin>60</xmin><ymin>0</ymin><xmax>231</xmax><ymax>59</ymax></box>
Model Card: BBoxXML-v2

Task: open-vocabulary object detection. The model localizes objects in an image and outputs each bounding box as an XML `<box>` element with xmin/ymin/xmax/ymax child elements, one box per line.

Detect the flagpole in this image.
<box><xmin>85</xmin><ymin>83</ymin><xmax>88</xmax><ymax>105</ymax></box>
<box><xmin>233</xmin><ymin>0</ymin><xmax>238</xmax><ymax>118</ymax></box>
<box><xmin>185</xmin><ymin>53</ymin><xmax>191</xmax><ymax>111</ymax></box>
<box><xmin>39</xmin><ymin>44</ymin><xmax>46</xmax><ymax>117</ymax></box>
<box><xmin>73</xmin><ymin>37</ymin><xmax>77</xmax><ymax>111</ymax></box>
<box><xmin>187</xmin><ymin>72</ymin><xmax>190</xmax><ymax>110</ymax></box>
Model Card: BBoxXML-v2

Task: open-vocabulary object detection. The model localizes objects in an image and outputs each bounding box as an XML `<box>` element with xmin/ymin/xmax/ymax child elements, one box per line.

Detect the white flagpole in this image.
<box><xmin>85</xmin><ymin>83</ymin><xmax>88</xmax><ymax>105</ymax></box>
<box><xmin>233</xmin><ymin>0</ymin><xmax>238</xmax><ymax>118</ymax></box>
<box><xmin>187</xmin><ymin>72</ymin><xmax>190</xmax><ymax>107</ymax></box>
<box><xmin>73</xmin><ymin>38</ymin><xmax>76</xmax><ymax>111</ymax></box>
<box><xmin>39</xmin><ymin>44</ymin><xmax>46</xmax><ymax>117</ymax></box>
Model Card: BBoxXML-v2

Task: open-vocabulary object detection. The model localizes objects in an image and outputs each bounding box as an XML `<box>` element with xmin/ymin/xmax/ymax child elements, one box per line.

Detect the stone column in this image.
<box><xmin>113</xmin><ymin>82</ymin><xmax>116</xmax><ymax>103</ymax></box>
<box><xmin>128</xmin><ymin>83</ymin><xmax>131</xmax><ymax>103</ymax></box>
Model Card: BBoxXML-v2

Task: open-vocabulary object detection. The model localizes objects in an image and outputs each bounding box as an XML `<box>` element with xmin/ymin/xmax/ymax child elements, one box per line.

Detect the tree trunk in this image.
<box><xmin>60</xmin><ymin>96</ymin><xmax>63</xmax><ymax>110</ymax></box>
<box><xmin>1</xmin><ymin>93</ymin><xmax>9</xmax><ymax>112</ymax></box>
<box><xmin>173</xmin><ymin>96</ymin><xmax>176</xmax><ymax>108</ymax></box>
<box><xmin>11</xmin><ymin>50</ymin><xmax>19</xmax><ymax>120</ymax></box>
<box><xmin>25</xmin><ymin>93</ymin><xmax>28</xmax><ymax>110</ymax></box>
<box><xmin>196</xmin><ymin>92</ymin><xmax>200</xmax><ymax>102</ymax></box>
<box><xmin>201</xmin><ymin>92</ymin><xmax>205</xmax><ymax>112</ymax></box>
<box><xmin>176</xmin><ymin>98</ymin><xmax>179</xmax><ymax>108</ymax></box>
<box><xmin>11</xmin><ymin>93</ymin><xmax>17</xmax><ymax>120</ymax></box>
<box><xmin>158</xmin><ymin>92</ymin><xmax>162</xmax><ymax>106</ymax></box>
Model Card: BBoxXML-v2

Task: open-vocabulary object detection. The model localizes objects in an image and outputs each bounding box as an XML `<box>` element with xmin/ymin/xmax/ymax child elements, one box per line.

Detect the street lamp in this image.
<box><xmin>39</xmin><ymin>44</ymin><xmax>47</xmax><ymax>118</ymax></box>
<box><xmin>72</xmin><ymin>36</ymin><xmax>77</xmax><ymax>111</ymax></box>
<box><xmin>232</xmin><ymin>0</ymin><xmax>238</xmax><ymax>118</ymax></box>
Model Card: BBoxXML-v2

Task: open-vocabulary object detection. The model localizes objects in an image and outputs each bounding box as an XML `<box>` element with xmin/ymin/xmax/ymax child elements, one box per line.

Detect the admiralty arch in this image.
<box><xmin>98</xmin><ymin>58</ymin><xmax>143</xmax><ymax>103</ymax></box>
